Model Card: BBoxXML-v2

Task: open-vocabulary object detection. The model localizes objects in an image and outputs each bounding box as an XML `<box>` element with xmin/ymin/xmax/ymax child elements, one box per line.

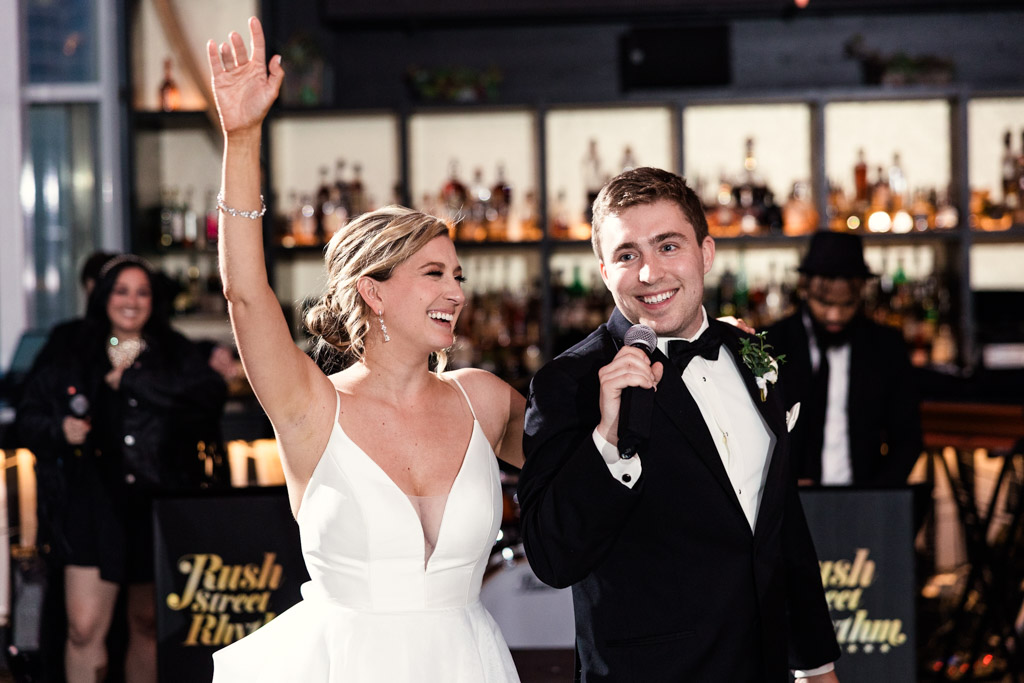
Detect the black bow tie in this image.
<box><xmin>667</xmin><ymin>328</ymin><xmax>721</xmax><ymax>373</ymax></box>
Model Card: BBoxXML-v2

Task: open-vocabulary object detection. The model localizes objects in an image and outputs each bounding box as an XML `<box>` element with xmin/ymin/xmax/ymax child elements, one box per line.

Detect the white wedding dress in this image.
<box><xmin>212</xmin><ymin>379</ymin><xmax>520</xmax><ymax>681</ymax></box>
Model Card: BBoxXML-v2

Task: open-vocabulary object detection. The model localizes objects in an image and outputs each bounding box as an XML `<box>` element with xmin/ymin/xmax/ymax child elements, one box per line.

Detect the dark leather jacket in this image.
<box><xmin>17</xmin><ymin>324</ymin><xmax>227</xmax><ymax>516</ymax></box>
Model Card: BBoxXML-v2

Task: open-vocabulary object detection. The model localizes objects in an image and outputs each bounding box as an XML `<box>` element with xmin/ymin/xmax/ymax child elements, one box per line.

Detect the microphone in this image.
<box><xmin>68</xmin><ymin>387</ymin><xmax>90</xmax><ymax>418</ymax></box>
<box><xmin>66</xmin><ymin>386</ymin><xmax>90</xmax><ymax>456</ymax></box>
<box><xmin>618</xmin><ymin>324</ymin><xmax>657</xmax><ymax>459</ymax></box>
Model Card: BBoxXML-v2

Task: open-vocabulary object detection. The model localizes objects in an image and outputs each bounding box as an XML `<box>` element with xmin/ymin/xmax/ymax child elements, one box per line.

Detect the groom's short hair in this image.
<box><xmin>590</xmin><ymin>166</ymin><xmax>709</xmax><ymax>261</ymax></box>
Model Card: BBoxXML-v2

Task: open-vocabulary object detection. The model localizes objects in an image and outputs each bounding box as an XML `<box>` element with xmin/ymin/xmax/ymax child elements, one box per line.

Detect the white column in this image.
<box><xmin>0</xmin><ymin>0</ymin><xmax>28</xmax><ymax>370</ymax></box>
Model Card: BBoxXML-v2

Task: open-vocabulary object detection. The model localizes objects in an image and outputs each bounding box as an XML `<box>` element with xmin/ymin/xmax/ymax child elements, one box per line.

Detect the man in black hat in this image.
<box><xmin>765</xmin><ymin>231</ymin><xmax>922</xmax><ymax>487</ymax></box>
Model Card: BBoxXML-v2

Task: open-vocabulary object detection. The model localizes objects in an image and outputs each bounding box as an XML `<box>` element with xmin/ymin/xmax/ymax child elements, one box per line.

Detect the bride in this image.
<box><xmin>207</xmin><ymin>17</ymin><xmax>524</xmax><ymax>681</ymax></box>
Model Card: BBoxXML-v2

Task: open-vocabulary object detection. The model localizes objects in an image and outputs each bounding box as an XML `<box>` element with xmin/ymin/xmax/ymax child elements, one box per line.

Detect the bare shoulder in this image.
<box><xmin>444</xmin><ymin>367</ymin><xmax>513</xmax><ymax>417</ymax></box>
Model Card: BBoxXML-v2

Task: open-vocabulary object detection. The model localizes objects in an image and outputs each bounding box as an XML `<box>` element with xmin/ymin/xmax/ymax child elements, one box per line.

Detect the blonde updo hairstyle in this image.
<box><xmin>305</xmin><ymin>206</ymin><xmax>453</xmax><ymax>371</ymax></box>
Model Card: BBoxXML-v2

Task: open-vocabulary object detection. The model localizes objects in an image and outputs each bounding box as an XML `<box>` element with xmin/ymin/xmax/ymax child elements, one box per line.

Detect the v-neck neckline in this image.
<box><xmin>333</xmin><ymin>416</ymin><xmax>479</xmax><ymax>570</ymax></box>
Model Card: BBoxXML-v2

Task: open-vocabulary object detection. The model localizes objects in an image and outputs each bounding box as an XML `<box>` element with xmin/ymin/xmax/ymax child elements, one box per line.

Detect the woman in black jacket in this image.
<box><xmin>17</xmin><ymin>254</ymin><xmax>227</xmax><ymax>683</ymax></box>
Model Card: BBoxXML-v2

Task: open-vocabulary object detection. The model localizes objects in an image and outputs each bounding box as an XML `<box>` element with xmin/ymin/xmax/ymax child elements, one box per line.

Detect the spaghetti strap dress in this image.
<box><xmin>212</xmin><ymin>377</ymin><xmax>520</xmax><ymax>681</ymax></box>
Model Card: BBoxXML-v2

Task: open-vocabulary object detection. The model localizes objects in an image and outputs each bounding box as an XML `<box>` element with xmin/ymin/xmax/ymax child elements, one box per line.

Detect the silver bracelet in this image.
<box><xmin>216</xmin><ymin>191</ymin><xmax>267</xmax><ymax>220</ymax></box>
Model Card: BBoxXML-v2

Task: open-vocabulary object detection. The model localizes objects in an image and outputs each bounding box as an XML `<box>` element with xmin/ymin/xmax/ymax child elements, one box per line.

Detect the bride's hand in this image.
<box><xmin>207</xmin><ymin>16</ymin><xmax>283</xmax><ymax>138</ymax></box>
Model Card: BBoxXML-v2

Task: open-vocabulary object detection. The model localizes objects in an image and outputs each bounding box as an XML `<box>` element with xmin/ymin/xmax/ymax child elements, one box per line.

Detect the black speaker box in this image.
<box><xmin>619</xmin><ymin>25</ymin><xmax>731</xmax><ymax>90</ymax></box>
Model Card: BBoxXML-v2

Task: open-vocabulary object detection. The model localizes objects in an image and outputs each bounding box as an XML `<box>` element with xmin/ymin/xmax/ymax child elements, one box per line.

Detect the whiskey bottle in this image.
<box><xmin>489</xmin><ymin>163</ymin><xmax>512</xmax><ymax>241</ymax></box>
<box><xmin>442</xmin><ymin>159</ymin><xmax>468</xmax><ymax>229</ymax></box>
<box><xmin>889</xmin><ymin>152</ymin><xmax>907</xmax><ymax>210</ymax></box>
<box><xmin>315</xmin><ymin>166</ymin><xmax>331</xmax><ymax>244</ymax></box>
<box><xmin>582</xmin><ymin>139</ymin><xmax>604</xmax><ymax>225</ymax></box>
<box><xmin>549</xmin><ymin>189</ymin><xmax>570</xmax><ymax>240</ymax></box>
<box><xmin>349</xmin><ymin>163</ymin><xmax>367</xmax><ymax>217</ymax></box>
<box><xmin>1002</xmin><ymin>130</ymin><xmax>1019</xmax><ymax>211</ymax></box>
<box><xmin>854</xmin><ymin>148</ymin><xmax>869</xmax><ymax>203</ymax></box>
<box><xmin>204</xmin><ymin>189</ymin><xmax>219</xmax><ymax>247</ymax></box>
<box><xmin>468</xmin><ymin>168</ymin><xmax>491</xmax><ymax>241</ymax></box>
<box><xmin>333</xmin><ymin>159</ymin><xmax>351</xmax><ymax>218</ymax></box>
<box><xmin>620</xmin><ymin>146</ymin><xmax>638</xmax><ymax>173</ymax></box>
<box><xmin>159</xmin><ymin>58</ymin><xmax>181</xmax><ymax>112</ymax></box>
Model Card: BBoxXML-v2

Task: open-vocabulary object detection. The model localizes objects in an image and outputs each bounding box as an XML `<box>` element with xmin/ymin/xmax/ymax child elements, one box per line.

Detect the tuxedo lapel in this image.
<box><xmin>715</xmin><ymin>321</ymin><xmax>786</xmax><ymax>439</ymax></box>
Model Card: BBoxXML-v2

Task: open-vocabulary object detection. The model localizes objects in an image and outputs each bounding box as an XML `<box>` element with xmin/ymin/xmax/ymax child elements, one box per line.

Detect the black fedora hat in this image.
<box><xmin>797</xmin><ymin>231</ymin><xmax>875</xmax><ymax>279</ymax></box>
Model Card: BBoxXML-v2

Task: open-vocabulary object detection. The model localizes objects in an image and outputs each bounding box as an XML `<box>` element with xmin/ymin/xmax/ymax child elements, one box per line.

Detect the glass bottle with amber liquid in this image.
<box><xmin>442</xmin><ymin>160</ymin><xmax>470</xmax><ymax>240</ymax></box>
<box><xmin>159</xmin><ymin>58</ymin><xmax>181</xmax><ymax>111</ymax></box>
<box><xmin>489</xmin><ymin>163</ymin><xmax>512</xmax><ymax>241</ymax></box>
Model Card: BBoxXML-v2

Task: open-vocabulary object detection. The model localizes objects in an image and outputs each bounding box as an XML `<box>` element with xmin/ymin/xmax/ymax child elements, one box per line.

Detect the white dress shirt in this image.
<box><xmin>804</xmin><ymin>312</ymin><xmax>854</xmax><ymax>486</ymax></box>
<box><xmin>596</xmin><ymin>308</ymin><xmax>834</xmax><ymax>678</ymax></box>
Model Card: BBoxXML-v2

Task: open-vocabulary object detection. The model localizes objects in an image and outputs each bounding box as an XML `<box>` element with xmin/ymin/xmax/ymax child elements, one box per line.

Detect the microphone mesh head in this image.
<box><xmin>624</xmin><ymin>324</ymin><xmax>657</xmax><ymax>353</ymax></box>
<box><xmin>69</xmin><ymin>393</ymin><xmax>90</xmax><ymax>418</ymax></box>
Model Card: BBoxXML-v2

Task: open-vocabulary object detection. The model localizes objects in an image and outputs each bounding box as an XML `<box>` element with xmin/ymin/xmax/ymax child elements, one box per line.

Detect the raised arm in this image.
<box><xmin>208</xmin><ymin>18</ymin><xmax>335</xmax><ymax>485</ymax></box>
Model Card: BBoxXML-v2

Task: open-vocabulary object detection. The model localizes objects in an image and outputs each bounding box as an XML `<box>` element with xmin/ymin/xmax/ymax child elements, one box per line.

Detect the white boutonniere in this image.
<box><xmin>739</xmin><ymin>332</ymin><xmax>786</xmax><ymax>402</ymax></box>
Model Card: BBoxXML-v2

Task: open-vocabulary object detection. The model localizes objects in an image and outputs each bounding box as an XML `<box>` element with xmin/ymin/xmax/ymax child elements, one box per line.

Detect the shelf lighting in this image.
<box><xmin>867</xmin><ymin>211</ymin><xmax>893</xmax><ymax>233</ymax></box>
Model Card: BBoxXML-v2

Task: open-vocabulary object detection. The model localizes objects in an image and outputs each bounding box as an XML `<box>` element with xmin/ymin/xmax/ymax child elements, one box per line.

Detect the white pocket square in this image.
<box><xmin>786</xmin><ymin>402</ymin><xmax>801</xmax><ymax>432</ymax></box>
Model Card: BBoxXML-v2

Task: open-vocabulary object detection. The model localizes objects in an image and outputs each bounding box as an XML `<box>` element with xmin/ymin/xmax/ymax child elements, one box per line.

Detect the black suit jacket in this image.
<box><xmin>764</xmin><ymin>310</ymin><xmax>922</xmax><ymax>487</ymax></box>
<box><xmin>518</xmin><ymin>309</ymin><xmax>840</xmax><ymax>683</ymax></box>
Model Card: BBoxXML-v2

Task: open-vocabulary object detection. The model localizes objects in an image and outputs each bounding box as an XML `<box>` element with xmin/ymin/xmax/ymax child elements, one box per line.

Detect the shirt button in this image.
<box><xmin>124</xmin><ymin>434</ymin><xmax>135</xmax><ymax>446</ymax></box>
<box><xmin>738</xmin><ymin>488</ymin><xmax>743</xmax><ymax>495</ymax></box>
<box><xmin>128</xmin><ymin>398</ymin><xmax>138</xmax><ymax>408</ymax></box>
<box><xmin>622</xmin><ymin>473</ymin><xmax>632</xmax><ymax>483</ymax></box>
<box><xmin>702</xmin><ymin>376</ymin><xmax>707</xmax><ymax>382</ymax></box>
<box><xmin>125</xmin><ymin>473</ymin><xmax>136</xmax><ymax>484</ymax></box>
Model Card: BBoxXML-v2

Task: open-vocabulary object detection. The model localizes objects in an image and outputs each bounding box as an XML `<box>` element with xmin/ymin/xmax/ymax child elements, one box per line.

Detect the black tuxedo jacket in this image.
<box><xmin>764</xmin><ymin>311</ymin><xmax>922</xmax><ymax>487</ymax></box>
<box><xmin>518</xmin><ymin>309</ymin><xmax>840</xmax><ymax>683</ymax></box>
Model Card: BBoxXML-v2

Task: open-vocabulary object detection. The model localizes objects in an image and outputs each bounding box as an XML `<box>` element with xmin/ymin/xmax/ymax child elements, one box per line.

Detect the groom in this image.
<box><xmin>517</xmin><ymin>167</ymin><xmax>840</xmax><ymax>682</ymax></box>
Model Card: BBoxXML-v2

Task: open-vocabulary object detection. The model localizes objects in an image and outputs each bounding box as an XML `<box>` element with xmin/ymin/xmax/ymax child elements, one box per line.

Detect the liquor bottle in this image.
<box><xmin>159</xmin><ymin>186</ymin><xmax>175</xmax><ymax>247</ymax></box>
<box><xmin>714</xmin><ymin>175</ymin><xmax>738</xmax><ymax>237</ymax></box>
<box><xmin>205</xmin><ymin>189</ymin><xmax>219</xmax><ymax>247</ymax></box>
<box><xmin>314</xmin><ymin>167</ymin><xmax>332</xmax><ymax>244</ymax></box>
<box><xmin>159</xmin><ymin>58</ymin><xmax>181</xmax><ymax>111</ymax></box>
<box><xmin>762</xmin><ymin>190</ymin><xmax>784</xmax><ymax>234</ymax></box>
<box><xmin>889</xmin><ymin>152</ymin><xmax>907</xmax><ymax>210</ymax></box>
<box><xmin>182</xmin><ymin>188</ymin><xmax>198</xmax><ymax>248</ymax></box>
<box><xmin>732</xmin><ymin>138</ymin><xmax>768</xmax><ymax>234</ymax></box>
<box><xmin>349</xmin><ymin>163</ymin><xmax>367</xmax><ymax>217</ymax></box>
<box><xmin>467</xmin><ymin>168</ymin><xmax>491</xmax><ymax>241</ymax></box>
<box><xmin>442</xmin><ymin>159</ymin><xmax>468</xmax><ymax>227</ymax></box>
<box><xmin>1017</xmin><ymin>130</ymin><xmax>1024</xmax><ymax>223</ymax></box>
<box><xmin>519</xmin><ymin>190</ymin><xmax>540</xmax><ymax>241</ymax></box>
<box><xmin>783</xmin><ymin>181</ymin><xmax>818</xmax><ymax>236</ymax></box>
<box><xmin>333</xmin><ymin>159</ymin><xmax>351</xmax><ymax>218</ymax></box>
<box><xmin>582</xmin><ymin>139</ymin><xmax>604</xmax><ymax>225</ymax></box>
<box><xmin>322</xmin><ymin>183</ymin><xmax>345</xmax><ymax>237</ymax></box>
<box><xmin>870</xmin><ymin>166</ymin><xmax>891</xmax><ymax>212</ymax></box>
<box><xmin>620</xmin><ymin>146</ymin><xmax>638</xmax><ymax>172</ymax></box>
<box><xmin>934</xmin><ymin>189</ymin><xmax>959</xmax><ymax>230</ymax></box>
<box><xmin>549</xmin><ymin>189</ymin><xmax>570</xmax><ymax>240</ymax></box>
<box><xmin>910</xmin><ymin>189</ymin><xmax>934</xmax><ymax>232</ymax></box>
<box><xmin>854</xmin><ymin>148</ymin><xmax>869</xmax><ymax>203</ymax></box>
<box><xmin>169</xmin><ymin>188</ymin><xmax>185</xmax><ymax>244</ymax></box>
<box><xmin>764</xmin><ymin>262</ymin><xmax>785</xmax><ymax>323</ymax></box>
<box><xmin>294</xmin><ymin>194</ymin><xmax>317</xmax><ymax>245</ymax></box>
<box><xmin>489</xmin><ymin>163</ymin><xmax>512</xmax><ymax>241</ymax></box>
<box><xmin>826</xmin><ymin>180</ymin><xmax>850</xmax><ymax>232</ymax></box>
<box><xmin>1002</xmin><ymin>130</ymin><xmax>1019</xmax><ymax>211</ymax></box>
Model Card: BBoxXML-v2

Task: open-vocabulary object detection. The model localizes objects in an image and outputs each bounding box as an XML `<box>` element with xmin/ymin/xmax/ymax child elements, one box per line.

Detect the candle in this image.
<box><xmin>226</xmin><ymin>440</ymin><xmax>252</xmax><ymax>488</ymax></box>
<box><xmin>16</xmin><ymin>449</ymin><xmax>37</xmax><ymax>549</ymax></box>
<box><xmin>252</xmin><ymin>439</ymin><xmax>285</xmax><ymax>487</ymax></box>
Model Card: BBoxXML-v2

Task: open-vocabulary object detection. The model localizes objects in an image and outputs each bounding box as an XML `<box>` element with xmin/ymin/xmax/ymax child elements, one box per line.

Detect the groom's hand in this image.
<box><xmin>596</xmin><ymin>345</ymin><xmax>663</xmax><ymax>446</ymax></box>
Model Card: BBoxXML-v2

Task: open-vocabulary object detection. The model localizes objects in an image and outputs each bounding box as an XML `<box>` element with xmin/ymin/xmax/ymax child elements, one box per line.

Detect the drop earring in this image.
<box><xmin>378</xmin><ymin>310</ymin><xmax>390</xmax><ymax>342</ymax></box>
